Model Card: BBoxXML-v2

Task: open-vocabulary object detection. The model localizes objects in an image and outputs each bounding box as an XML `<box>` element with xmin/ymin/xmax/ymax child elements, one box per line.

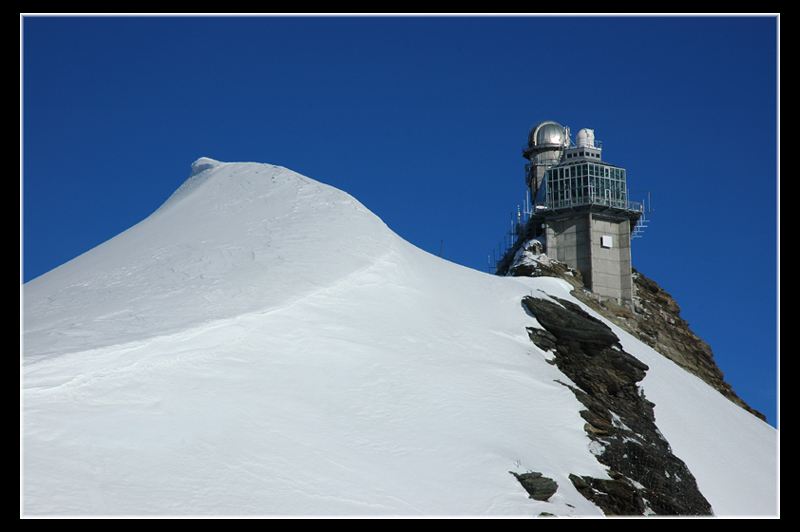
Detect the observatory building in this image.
<box><xmin>516</xmin><ymin>120</ymin><xmax>643</xmax><ymax>300</ymax></box>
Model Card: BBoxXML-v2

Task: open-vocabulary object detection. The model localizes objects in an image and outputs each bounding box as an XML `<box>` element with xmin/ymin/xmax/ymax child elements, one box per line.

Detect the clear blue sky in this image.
<box><xmin>21</xmin><ymin>15</ymin><xmax>779</xmax><ymax>426</ymax></box>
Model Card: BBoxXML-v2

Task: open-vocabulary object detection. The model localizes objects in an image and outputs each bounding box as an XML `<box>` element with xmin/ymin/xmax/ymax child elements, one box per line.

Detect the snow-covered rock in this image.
<box><xmin>505</xmin><ymin>239</ymin><xmax>584</xmax><ymax>290</ymax></box>
<box><xmin>22</xmin><ymin>159</ymin><xmax>777</xmax><ymax>516</ymax></box>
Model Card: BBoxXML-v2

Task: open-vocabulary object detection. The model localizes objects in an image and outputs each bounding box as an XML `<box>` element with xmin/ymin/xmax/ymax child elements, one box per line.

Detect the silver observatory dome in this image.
<box><xmin>527</xmin><ymin>120</ymin><xmax>568</xmax><ymax>148</ymax></box>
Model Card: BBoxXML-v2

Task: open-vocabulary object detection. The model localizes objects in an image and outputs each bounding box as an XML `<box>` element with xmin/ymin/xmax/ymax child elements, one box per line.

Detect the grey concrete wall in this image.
<box><xmin>589</xmin><ymin>214</ymin><xmax>633</xmax><ymax>300</ymax></box>
<box><xmin>545</xmin><ymin>215</ymin><xmax>592</xmax><ymax>290</ymax></box>
<box><xmin>545</xmin><ymin>212</ymin><xmax>633</xmax><ymax>300</ymax></box>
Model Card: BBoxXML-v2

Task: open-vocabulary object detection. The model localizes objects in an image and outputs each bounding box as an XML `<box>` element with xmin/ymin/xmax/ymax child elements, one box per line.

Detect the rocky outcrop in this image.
<box><xmin>568</xmin><ymin>472</ymin><xmax>647</xmax><ymax>515</ymax></box>
<box><xmin>522</xmin><ymin>295</ymin><xmax>714</xmax><ymax>516</ymax></box>
<box><xmin>506</xmin><ymin>239</ymin><xmax>584</xmax><ymax>290</ymax></box>
<box><xmin>506</xmin><ymin>240</ymin><xmax>766</xmax><ymax>423</ymax></box>
<box><xmin>510</xmin><ymin>471</ymin><xmax>559</xmax><ymax>502</ymax></box>
<box><xmin>572</xmin><ymin>269</ymin><xmax>767</xmax><ymax>422</ymax></box>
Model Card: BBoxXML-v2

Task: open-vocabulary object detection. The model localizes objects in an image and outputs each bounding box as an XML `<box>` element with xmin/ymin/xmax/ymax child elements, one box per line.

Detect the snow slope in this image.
<box><xmin>22</xmin><ymin>159</ymin><xmax>777</xmax><ymax>516</ymax></box>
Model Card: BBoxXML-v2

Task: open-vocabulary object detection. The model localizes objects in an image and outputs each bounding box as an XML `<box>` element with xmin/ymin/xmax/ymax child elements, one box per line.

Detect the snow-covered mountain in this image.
<box><xmin>22</xmin><ymin>158</ymin><xmax>777</xmax><ymax>516</ymax></box>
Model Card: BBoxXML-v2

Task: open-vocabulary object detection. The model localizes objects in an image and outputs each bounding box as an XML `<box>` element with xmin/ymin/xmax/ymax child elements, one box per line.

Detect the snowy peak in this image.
<box><xmin>189</xmin><ymin>156</ymin><xmax>220</xmax><ymax>176</ymax></box>
<box><xmin>23</xmin><ymin>159</ymin><xmax>396</xmax><ymax>359</ymax></box>
<box><xmin>152</xmin><ymin>156</ymin><xmax>224</xmax><ymax>212</ymax></box>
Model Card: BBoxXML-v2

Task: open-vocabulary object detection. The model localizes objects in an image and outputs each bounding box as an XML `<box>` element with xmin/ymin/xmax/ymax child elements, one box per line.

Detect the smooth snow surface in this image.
<box><xmin>22</xmin><ymin>159</ymin><xmax>777</xmax><ymax>516</ymax></box>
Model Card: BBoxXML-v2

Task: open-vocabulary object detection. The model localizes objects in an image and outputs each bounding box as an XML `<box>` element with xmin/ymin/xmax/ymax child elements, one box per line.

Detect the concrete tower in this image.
<box><xmin>524</xmin><ymin>122</ymin><xmax>643</xmax><ymax>301</ymax></box>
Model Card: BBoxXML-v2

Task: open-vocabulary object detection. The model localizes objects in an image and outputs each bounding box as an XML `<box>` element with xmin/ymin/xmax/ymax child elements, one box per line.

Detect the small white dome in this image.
<box><xmin>576</xmin><ymin>128</ymin><xmax>595</xmax><ymax>148</ymax></box>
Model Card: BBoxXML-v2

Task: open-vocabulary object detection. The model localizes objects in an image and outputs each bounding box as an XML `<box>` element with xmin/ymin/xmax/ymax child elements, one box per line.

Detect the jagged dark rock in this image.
<box><xmin>573</xmin><ymin>269</ymin><xmax>767</xmax><ymax>423</ymax></box>
<box><xmin>523</xmin><ymin>296</ymin><xmax>620</xmax><ymax>349</ymax></box>
<box><xmin>526</xmin><ymin>327</ymin><xmax>558</xmax><ymax>353</ymax></box>
<box><xmin>569</xmin><ymin>473</ymin><xmax>646</xmax><ymax>516</ymax></box>
<box><xmin>506</xmin><ymin>242</ymin><xmax>766</xmax><ymax>423</ymax></box>
<box><xmin>510</xmin><ymin>471</ymin><xmax>559</xmax><ymax>502</ymax></box>
<box><xmin>522</xmin><ymin>295</ymin><xmax>714</xmax><ymax>516</ymax></box>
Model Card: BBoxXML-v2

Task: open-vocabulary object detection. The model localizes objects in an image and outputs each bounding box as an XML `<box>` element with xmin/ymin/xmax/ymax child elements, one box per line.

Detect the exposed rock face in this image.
<box><xmin>522</xmin><ymin>296</ymin><xmax>714</xmax><ymax>516</ymax></box>
<box><xmin>507</xmin><ymin>240</ymin><xmax>766</xmax><ymax>422</ymax></box>
<box><xmin>505</xmin><ymin>239</ymin><xmax>766</xmax><ymax>514</ymax></box>
<box><xmin>510</xmin><ymin>471</ymin><xmax>559</xmax><ymax>502</ymax></box>
<box><xmin>573</xmin><ymin>270</ymin><xmax>767</xmax><ymax>422</ymax></box>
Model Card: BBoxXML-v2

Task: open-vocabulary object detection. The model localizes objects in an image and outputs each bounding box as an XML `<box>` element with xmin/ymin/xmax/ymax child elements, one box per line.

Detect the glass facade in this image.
<box><xmin>542</xmin><ymin>161</ymin><xmax>628</xmax><ymax>210</ymax></box>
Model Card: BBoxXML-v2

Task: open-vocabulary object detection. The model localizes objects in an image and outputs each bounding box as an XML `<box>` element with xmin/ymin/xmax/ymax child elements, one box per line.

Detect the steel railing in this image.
<box><xmin>535</xmin><ymin>195</ymin><xmax>642</xmax><ymax>213</ymax></box>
